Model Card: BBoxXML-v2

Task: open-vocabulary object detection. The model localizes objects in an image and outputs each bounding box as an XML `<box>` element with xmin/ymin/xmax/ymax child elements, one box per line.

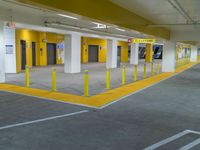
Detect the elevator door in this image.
<box><xmin>47</xmin><ymin>43</ymin><xmax>57</xmax><ymax>65</ymax></box>
<box><xmin>32</xmin><ymin>42</ymin><xmax>36</xmax><ymax>66</ymax></box>
<box><xmin>21</xmin><ymin>40</ymin><xmax>26</xmax><ymax>70</ymax></box>
<box><xmin>88</xmin><ymin>45</ymin><xmax>99</xmax><ymax>62</ymax></box>
<box><xmin>117</xmin><ymin>46</ymin><xmax>121</xmax><ymax>67</ymax></box>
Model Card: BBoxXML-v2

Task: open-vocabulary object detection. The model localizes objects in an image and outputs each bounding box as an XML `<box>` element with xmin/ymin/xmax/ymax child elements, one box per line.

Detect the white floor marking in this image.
<box><xmin>144</xmin><ymin>130</ymin><xmax>200</xmax><ymax>150</ymax></box>
<box><xmin>0</xmin><ymin>110</ymin><xmax>88</xmax><ymax>130</ymax></box>
<box><xmin>178</xmin><ymin>138</ymin><xmax>200</xmax><ymax>150</ymax></box>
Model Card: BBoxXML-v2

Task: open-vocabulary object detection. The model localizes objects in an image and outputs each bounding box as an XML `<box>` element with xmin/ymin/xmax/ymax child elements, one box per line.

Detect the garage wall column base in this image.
<box><xmin>0</xmin><ymin>21</ymin><xmax>5</xmax><ymax>83</ymax></box>
<box><xmin>106</xmin><ymin>39</ymin><xmax>117</xmax><ymax>69</ymax></box>
<box><xmin>130</xmin><ymin>43</ymin><xmax>139</xmax><ymax>65</ymax></box>
<box><xmin>162</xmin><ymin>41</ymin><xmax>176</xmax><ymax>72</ymax></box>
<box><xmin>64</xmin><ymin>33</ymin><xmax>81</xmax><ymax>73</ymax></box>
<box><xmin>190</xmin><ymin>46</ymin><xmax>198</xmax><ymax>62</ymax></box>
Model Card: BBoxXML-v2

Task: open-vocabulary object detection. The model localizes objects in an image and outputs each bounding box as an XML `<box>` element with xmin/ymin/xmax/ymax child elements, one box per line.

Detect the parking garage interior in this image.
<box><xmin>1</xmin><ymin>0</ymin><xmax>200</xmax><ymax>150</ymax></box>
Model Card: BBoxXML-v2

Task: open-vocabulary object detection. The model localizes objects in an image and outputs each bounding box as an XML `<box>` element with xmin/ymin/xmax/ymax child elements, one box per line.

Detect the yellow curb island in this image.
<box><xmin>0</xmin><ymin>62</ymin><xmax>197</xmax><ymax>108</ymax></box>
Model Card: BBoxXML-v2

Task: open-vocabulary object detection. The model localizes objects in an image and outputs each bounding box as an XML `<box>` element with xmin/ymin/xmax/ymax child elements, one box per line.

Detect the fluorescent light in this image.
<box><xmin>116</xmin><ymin>28</ymin><xmax>125</xmax><ymax>32</ymax></box>
<box><xmin>58</xmin><ymin>14</ymin><xmax>78</xmax><ymax>20</ymax></box>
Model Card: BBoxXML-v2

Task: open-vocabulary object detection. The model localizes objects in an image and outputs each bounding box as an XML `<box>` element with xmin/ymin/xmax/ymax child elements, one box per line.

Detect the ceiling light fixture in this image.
<box><xmin>116</xmin><ymin>28</ymin><xmax>125</xmax><ymax>32</ymax></box>
<box><xmin>57</xmin><ymin>14</ymin><xmax>78</xmax><ymax>20</ymax></box>
<box><xmin>92</xmin><ymin>22</ymin><xmax>107</xmax><ymax>29</ymax></box>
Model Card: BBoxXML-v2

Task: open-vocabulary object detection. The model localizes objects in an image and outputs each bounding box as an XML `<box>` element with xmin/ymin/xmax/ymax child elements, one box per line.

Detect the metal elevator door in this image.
<box><xmin>47</xmin><ymin>43</ymin><xmax>57</xmax><ymax>65</ymax></box>
<box><xmin>21</xmin><ymin>40</ymin><xmax>26</xmax><ymax>70</ymax></box>
<box><xmin>88</xmin><ymin>45</ymin><xmax>99</xmax><ymax>62</ymax></box>
<box><xmin>32</xmin><ymin>42</ymin><xmax>36</xmax><ymax>66</ymax></box>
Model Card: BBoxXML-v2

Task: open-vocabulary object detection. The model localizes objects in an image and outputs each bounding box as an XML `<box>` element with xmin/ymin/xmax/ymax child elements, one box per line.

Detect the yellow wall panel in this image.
<box><xmin>16</xmin><ymin>29</ymin><xmax>64</xmax><ymax>72</ymax></box>
<box><xmin>118</xmin><ymin>41</ymin><xmax>129</xmax><ymax>62</ymax></box>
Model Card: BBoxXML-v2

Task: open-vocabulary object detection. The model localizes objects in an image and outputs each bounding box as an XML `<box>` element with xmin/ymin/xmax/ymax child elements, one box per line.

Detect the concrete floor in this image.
<box><xmin>5</xmin><ymin>59</ymin><xmax>162</xmax><ymax>95</ymax></box>
<box><xmin>0</xmin><ymin>63</ymin><xmax>200</xmax><ymax>150</ymax></box>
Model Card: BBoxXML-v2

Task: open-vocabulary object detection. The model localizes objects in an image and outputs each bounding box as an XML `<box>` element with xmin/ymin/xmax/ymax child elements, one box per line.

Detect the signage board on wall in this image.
<box><xmin>129</xmin><ymin>38</ymin><xmax>156</xmax><ymax>44</ymax></box>
<box><xmin>5</xmin><ymin>45</ymin><xmax>13</xmax><ymax>54</ymax></box>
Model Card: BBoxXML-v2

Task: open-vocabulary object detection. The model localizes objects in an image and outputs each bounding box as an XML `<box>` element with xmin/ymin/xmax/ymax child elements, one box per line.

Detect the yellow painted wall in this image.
<box><xmin>16</xmin><ymin>29</ymin><xmax>64</xmax><ymax>73</ymax></box>
<box><xmin>81</xmin><ymin>37</ymin><xmax>107</xmax><ymax>63</ymax></box>
<box><xmin>145</xmin><ymin>43</ymin><xmax>153</xmax><ymax>63</ymax></box>
<box><xmin>81</xmin><ymin>37</ymin><xmax>129</xmax><ymax>63</ymax></box>
<box><xmin>118</xmin><ymin>41</ymin><xmax>129</xmax><ymax>62</ymax></box>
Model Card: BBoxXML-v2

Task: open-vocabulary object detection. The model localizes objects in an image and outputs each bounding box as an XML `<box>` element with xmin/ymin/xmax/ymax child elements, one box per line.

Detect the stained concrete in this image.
<box><xmin>1</xmin><ymin>62</ymin><xmax>200</xmax><ymax>150</ymax></box>
<box><xmin>5</xmin><ymin>59</ymin><xmax>161</xmax><ymax>96</ymax></box>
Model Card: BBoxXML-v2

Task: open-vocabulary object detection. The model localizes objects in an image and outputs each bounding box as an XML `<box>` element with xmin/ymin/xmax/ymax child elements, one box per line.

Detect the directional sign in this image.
<box><xmin>129</xmin><ymin>38</ymin><xmax>156</xmax><ymax>44</ymax></box>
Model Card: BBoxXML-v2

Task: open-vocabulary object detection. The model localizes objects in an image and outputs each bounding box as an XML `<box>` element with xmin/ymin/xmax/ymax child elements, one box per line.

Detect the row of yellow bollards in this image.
<box><xmin>25</xmin><ymin>63</ymin><xmax>161</xmax><ymax>97</ymax></box>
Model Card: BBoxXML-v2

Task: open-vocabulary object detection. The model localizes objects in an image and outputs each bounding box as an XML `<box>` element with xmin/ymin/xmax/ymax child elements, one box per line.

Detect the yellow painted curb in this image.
<box><xmin>0</xmin><ymin>62</ymin><xmax>197</xmax><ymax>108</ymax></box>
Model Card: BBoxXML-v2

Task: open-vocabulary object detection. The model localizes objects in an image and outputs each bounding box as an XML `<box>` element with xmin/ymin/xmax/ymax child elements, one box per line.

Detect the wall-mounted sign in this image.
<box><xmin>130</xmin><ymin>38</ymin><xmax>156</xmax><ymax>44</ymax></box>
<box><xmin>5</xmin><ymin>45</ymin><xmax>13</xmax><ymax>54</ymax></box>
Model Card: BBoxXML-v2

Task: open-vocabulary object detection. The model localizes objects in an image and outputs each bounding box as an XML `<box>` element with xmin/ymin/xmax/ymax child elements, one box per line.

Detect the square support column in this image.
<box><xmin>145</xmin><ymin>43</ymin><xmax>153</xmax><ymax>63</ymax></box>
<box><xmin>190</xmin><ymin>46</ymin><xmax>198</xmax><ymax>62</ymax></box>
<box><xmin>106</xmin><ymin>39</ymin><xmax>117</xmax><ymax>68</ymax></box>
<box><xmin>64</xmin><ymin>33</ymin><xmax>81</xmax><ymax>73</ymax></box>
<box><xmin>162</xmin><ymin>41</ymin><xmax>176</xmax><ymax>72</ymax></box>
<box><xmin>130</xmin><ymin>43</ymin><xmax>139</xmax><ymax>65</ymax></box>
<box><xmin>0</xmin><ymin>21</ymin><xmax>5</xmax><ymax>83</ymax></box>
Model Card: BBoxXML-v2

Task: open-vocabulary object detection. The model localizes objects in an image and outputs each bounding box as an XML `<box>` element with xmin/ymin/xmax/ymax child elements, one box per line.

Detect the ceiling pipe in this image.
<box><xmin>168</xmin><ymin>0</ymin><xmax>195</xmax><ymax>24</ymax></box>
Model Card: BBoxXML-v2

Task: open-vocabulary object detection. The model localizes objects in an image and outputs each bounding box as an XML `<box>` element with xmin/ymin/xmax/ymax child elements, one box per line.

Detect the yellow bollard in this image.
<box><xmin>134</xmin><ymin>65</ymin><xmax>137</xmax><ymax>81</ymax></box>
<box><xmin>157</xmin><ymin>64</ymin><xmax>161</xmax><ymax>74</ymax></box>
<box><xmin>143</xmin><ymin>63</ymin><xmax>147</xmax><ymax>78</ymax></box>
<box><xmin>122</xmin><ymin>65</ymin><xmax>126</xmax><ymax>85</ymax></box>
<box><xmin>84</xmin><ymin>70</ymin><xmax>89</xmax><ymax>97</ymax></box>
<box><xmin>25</xmin><ymin>66</ymin><xmax>30</xmax><ymax>87</ymax></box>
<box><xmin>52</xmin><ymin>67</ymin><xmax>57</xmax><ymax>92</ymax></box>
<box><xmin>151</xmin><ymin>62</ymin><xmax>154</xmax><ymax>76</ymax></box>
<box><xmin>106</xmin><ymin>68</ymin><xmax>111</xmax><ymax>90</ymax></box>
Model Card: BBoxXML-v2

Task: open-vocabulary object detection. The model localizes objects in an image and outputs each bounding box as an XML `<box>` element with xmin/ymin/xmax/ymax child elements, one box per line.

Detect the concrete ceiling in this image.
<box><xmin>111</xmin><ymin>0</ymin><xmax>200</xmax><ymax>31</ymax></box>
<box><xmin>0</xmin><ymin>0</ymin><xmax>157</xmax><ymax>40</ymax></box>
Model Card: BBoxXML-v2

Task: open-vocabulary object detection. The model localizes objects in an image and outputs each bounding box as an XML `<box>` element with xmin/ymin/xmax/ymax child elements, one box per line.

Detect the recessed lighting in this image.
<box><xmin>57</xmin><ymin>14</ymin><xmax>78</xmax><ymax>20</ymax></box>
<box><xmin>92</xmin><ymin>22</ymin><xmax>107</xmax><ymax>29</ymax></box>
<box><xmin>116</xmin><ymin>28</ymin><xmax>125</xmax><ymax>32</ymax></box>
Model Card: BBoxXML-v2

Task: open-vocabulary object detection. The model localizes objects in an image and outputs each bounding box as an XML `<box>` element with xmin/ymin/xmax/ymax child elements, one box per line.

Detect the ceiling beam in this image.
<box><xmin>17</xmin><ymin>0</ymin><xmax>170</xmax><ymax>39</ymax></box>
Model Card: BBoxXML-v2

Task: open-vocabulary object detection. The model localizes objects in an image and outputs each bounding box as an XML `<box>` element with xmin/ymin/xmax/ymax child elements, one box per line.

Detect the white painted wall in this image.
<box><xmin>106</xmin><ymin>39</ymin><xmax>118</xmax><ymax>69</ymax></box>
<box><xmin>4</xmin><ymin>27</ymin><xmax>16</xmax><ymax>73</ymax></box>
<box><xmin>190</xmin><ymin>46</ymin><xmax>198</xmax><ymax>62</ymax></box>
<box><xmin>130</xmin><ymin>43</ymin><xmax>139</xmax><ymax>65</ymax></box>
<box><xmin>162</xmin><ymin>41</ymin><xmax>176</xmax><ymax>72</ymax></box>
<box><xmin>0</xmin><ymin>21</ymin><xmax>5</xmax><ymax>82</ymax></box>
<box><xmin>64</xmin><ymin>33</ymin><xmax>81</xmax><ymax>73</ymax></box>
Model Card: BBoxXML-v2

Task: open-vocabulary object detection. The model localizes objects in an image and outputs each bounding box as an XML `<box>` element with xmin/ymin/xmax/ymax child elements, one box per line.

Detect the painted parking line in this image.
<box><xmin>144</xmin><ymin>130</ymin><xmax>200</xmax><ymax>150</ymax></box>
<box><xmin>0</xmin><ymin>110</ymin><xmax>89</xmax><ymax>131</ymax></box>
<box><xmin>179</xmin><ymin>138</ymin><xmax>200</xmax><ymax>150</ymax></box>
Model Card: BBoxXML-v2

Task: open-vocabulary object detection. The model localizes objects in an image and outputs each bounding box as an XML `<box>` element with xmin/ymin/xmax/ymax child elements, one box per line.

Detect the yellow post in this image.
<box><xmin>151</xmin><ymin>62</ymin><xmax>154</xmax><ymax>76</ymax></box>
<box><xmin>52</xmin><ymin>67</ymin><xmax>57</xmax><ymax>92</ymax></box>
<box><xmin>84</xmin><ymin>70</ymin><xmax>89</xmax><ymax>97</ymax></box>
<box><xmin>25</xmin><ymin>66</ymin><xmax>30</xmax><ymax>87</ymax></box>
<box><xmin>134</xmin><ymin>65</ymin><xmax>137</xmax><ymax>81</ymax></box>
<box><xmin>106</xmin><ymin>68</ymin><xmax>110</xmax><ymax>90</ymax></box>
<box><xmin>143</xmin><ymin>63</ymin><xmax>147</xmax><ymax>78</ymax></box>
<box><xmin>122</xmin><ymin>65</ymin><xmax>126</xmax><ymax>85</ymax></box>
<box><xmin>145</xmin><ymin>43</ymin><xmax>153</xmax><ymax>63</ymax></box>
<box><xmin>157</xmin><ymin>63</ymin><xmax>161</xmax><ymax>74</ymax></box>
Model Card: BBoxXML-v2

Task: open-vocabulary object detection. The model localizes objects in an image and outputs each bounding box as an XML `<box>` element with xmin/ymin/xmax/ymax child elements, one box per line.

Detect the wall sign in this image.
<box><xmin>5</xmin><ymin>45</ymin><xmax>13</xmax><ymax>54</ymax></box>
<box><xmin>129</xmin><ymin>38</ymin><xmax>156</xmax><ymax>44</ymax></box>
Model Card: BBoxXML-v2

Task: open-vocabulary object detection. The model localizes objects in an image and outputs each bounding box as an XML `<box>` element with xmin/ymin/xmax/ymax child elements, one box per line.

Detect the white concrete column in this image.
<box><xmin>4</xmin><ymin>27</ymin><xmax>16</xmax><ymax>73</ymax></box>
<box><xmin>64</xmin><ymin>33</ymin><xmax>81</xmax><ymax>73</ymax></box>
<box><xmin>106</xmin><ymin>39</ymin><xmax>118</xmax><ymax>68</ymax></box>
<box><xmin>162</xmin><ymin>41</ymin><xmax>176</xmax><ymax>72</ymax></box>
<box><xmin>130</xmin><ymin>43</ymin><xmax>139</xmax><ymax>65</ymax></box>
<box><xmin>0</xmin><ymin>21</ymin><xmax>5</xmax><ymax>83</ymax></box>
<box><xmin>190</xmin><ymin>46</ymin><xmax>198</xmax><ymax>62</ymax></box>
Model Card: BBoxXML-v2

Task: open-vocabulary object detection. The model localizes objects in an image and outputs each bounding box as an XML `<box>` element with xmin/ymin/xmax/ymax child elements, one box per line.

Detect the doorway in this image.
<box><xmin>21</xmin><ymin>40</ymin><xmax>26</xmax><ymax>70</ymax></box>
<box><xmin>117</xmin><ymin>46</ymin><xmax>121</xmax><ymax>67</ymax></box>
<box><xmin>88</xmin><ymin>45</ymin><xmax>99</xmax><ymax>62</ymax></box>
<box><xmin>32</xmin><ymin>42</ymin><xmax>36</xmax><ymax>66</ymax></box>
<box><xmin>47</xmin><ymin>43</ymin><xmax>57</xmax><ymax>65</ymax></box>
